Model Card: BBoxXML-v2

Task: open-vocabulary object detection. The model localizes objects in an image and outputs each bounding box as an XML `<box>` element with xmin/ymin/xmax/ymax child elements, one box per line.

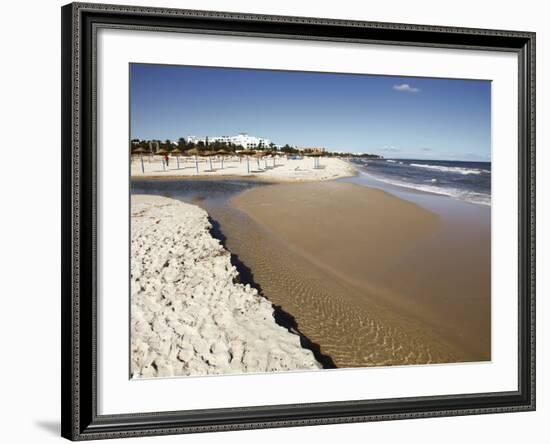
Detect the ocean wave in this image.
<box><xmin>362</xmin><ymin>173</ymin><xmax>491</xmax><ymax>206</ymax></box>
<box><xmin>409</xmin><ymin>163</ymin><xmax>489</xmax><ymax>175</ymax></box>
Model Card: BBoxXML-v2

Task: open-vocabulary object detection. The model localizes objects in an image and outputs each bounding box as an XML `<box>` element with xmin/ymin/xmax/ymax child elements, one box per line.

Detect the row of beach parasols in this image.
<box><xmin>131</xmin><ymin>148</ymin><xmax>321</xmax><ymax>174</ymax></box>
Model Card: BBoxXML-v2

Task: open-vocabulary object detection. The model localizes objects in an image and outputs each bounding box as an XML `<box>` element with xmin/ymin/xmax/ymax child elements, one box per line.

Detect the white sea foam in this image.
<box><xmin>362</xmin><ymin>173</ymin><xmax>491</xmax><ymax>206</ymax></box>
<box><xmin>386</xmin><ymin>159</ymin><xmax>397</xmax><ymax>163</ymax></box>
<box><xmin>409</xmin><ymin>163</ymin><xmax>489</xmax><ymax>175</ymax></box>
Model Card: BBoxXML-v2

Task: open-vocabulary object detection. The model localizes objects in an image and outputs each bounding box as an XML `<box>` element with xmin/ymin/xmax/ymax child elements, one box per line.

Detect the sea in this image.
<box><xmin>349</xmin><ymin>158</ymin><xmax>491</xmax><ymax>206</ymax></box>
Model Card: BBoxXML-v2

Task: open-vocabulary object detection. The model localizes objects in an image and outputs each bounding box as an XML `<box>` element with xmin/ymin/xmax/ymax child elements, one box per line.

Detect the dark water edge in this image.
<box><xmin>131</xmin><ymin>179</ymin><xmax>337</xmax><ymax>369</ymax></box>
<box><xmin>131</xmin><ymin>178</ymin><xmax>265</xmax><ymax>206</ymax></box>
<box><xmin>348</xmin><ymin>158</ymin><xmax>491</xmax><ymax>206</ymax></box>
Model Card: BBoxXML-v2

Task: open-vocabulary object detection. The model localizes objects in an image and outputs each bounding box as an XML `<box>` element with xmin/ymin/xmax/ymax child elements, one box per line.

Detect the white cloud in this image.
<box><xmin>393</xmin><ymin>83</ymin><xmax>420</xmax><ymax>93</ymax></box>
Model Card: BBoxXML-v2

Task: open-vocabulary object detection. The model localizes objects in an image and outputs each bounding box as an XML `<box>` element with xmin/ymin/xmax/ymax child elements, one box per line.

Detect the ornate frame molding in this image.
<box><xmin>61</xmin><ymin>3</ymin><xmax>535</xmax><ymax>440</ymax></box>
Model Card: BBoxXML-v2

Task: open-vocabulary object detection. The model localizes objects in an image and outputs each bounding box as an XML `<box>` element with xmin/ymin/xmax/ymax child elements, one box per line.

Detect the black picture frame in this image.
<box><xmin>61</xmin><ymin>2</ymin><xmax>536</xmax><ymax>440</ymax></box>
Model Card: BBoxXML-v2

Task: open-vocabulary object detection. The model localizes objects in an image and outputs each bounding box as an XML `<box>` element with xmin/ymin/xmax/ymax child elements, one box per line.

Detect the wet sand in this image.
<box><xmin>229</xmin><ymin>181</ymin><xmax>491</xmax><ymax>367</ymax></box>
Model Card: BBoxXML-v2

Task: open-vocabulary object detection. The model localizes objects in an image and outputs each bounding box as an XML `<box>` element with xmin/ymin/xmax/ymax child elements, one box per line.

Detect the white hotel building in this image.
<box><xmin>185</xmin><ymin>133</ymin><xmax>273</xmax><ymax>149</ymax></box>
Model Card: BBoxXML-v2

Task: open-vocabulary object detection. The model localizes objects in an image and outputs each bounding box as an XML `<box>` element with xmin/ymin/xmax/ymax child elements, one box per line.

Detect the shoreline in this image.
<box><xmin>343</xmin><ymin>160</ymin><xmax>491</xmax><ymax>207</ymax></box>
<box><xmin>130</xmin><ymin>194</ymin><xmax>323</xmax><ymax>378</ymax></box>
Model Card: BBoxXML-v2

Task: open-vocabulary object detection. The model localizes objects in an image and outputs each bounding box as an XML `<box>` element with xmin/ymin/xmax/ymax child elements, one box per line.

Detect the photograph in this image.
<box><xmin>129</xmin><ymin>63</ymin><xmax>492</xmax><ymax>379</ymax></box>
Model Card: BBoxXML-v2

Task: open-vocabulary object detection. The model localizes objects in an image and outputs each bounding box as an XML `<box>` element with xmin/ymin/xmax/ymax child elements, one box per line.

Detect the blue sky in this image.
<box><xmin>130</xmin><ymin>64</ymin><xmax>491</xmax><ymax>161</ymax></box>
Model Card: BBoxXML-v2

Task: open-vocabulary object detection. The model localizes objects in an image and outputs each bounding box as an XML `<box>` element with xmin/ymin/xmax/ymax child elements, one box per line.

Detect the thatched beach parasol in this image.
<box><xmin>185</xmin><ymin>148</ymin><xmax>201</xmax><ymax>174</ymax></box>
<box><xmin>170</xmin><ymin>148</ymin><xmax>183</xmax><ymax>169</ymax></box>
<box><xmin>238</xmin><ymin>150</ymin><xmax>255</xmax><ymax>174</ymax></box>
<box><xmin>273</xmin><ymin>152</ymin><xmax>283</xmax><ymax>167</ymax></box>
<box><xmin>201</xmin><ymin>150</ymin><xmax>216</xmax><ymax>171</ymax></box>
<box><xmin>263</xmin><ymin>150</ymin><xmax>274</xmax><ymax>169</ymax></box>
<box><xmin>156</xmin><ymin>148</ymin><xmax>169</xmax><ymax>171</ymax></box>
<box><xmin>132</xmin><ymin>147</ymin><xmax>148</xmax><ymax>173</ymax></box>
<box><xmin>215</xmin><ymin>149</ymin><xmax>230</xmax><ymax>169</ymax></box>
<box><xmin>254</xmin><ymin>151</ymin><xmax>264</xmax><ymax>170</ymax></box>
<box><xmin>306</xmin><ymin>152</ymin><xmax>322</xmax><ymax>169</ymax></box>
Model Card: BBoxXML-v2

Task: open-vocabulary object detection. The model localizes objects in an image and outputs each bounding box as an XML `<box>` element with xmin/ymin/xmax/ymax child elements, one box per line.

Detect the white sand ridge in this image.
<box><xmin>131</xmin><ymin>194</ymin><xmax>322</xmax><ymax>378</ymax></box>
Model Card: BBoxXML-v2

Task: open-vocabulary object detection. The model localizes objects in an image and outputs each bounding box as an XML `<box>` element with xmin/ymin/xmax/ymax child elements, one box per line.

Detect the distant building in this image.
<box><xmin>186</xmin><ymin>133</ymin><xmax>272</xmax><ymax>149</ymax></box>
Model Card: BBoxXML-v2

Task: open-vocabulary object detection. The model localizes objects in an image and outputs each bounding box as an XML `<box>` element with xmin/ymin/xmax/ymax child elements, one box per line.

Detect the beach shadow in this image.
<box><xmin>208</xmin><ymin>217</ymin><xmax>336</xmax><ymax>369</ymax></box>
<box><xmin>271</xmin><ymin>306</ymin><xmax>337</xmax><ymax>369</ymax></box>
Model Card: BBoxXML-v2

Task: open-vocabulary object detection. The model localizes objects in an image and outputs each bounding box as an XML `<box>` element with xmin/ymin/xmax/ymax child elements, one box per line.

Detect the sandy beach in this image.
<box><xmin>130</xmin><ymin>176</ymin><xmax>491</xmax><ymax>371</ymax></box>
<box><xmin>229</xmin><ymin>182</ymin><xmax>491</xmax><ymax>366</ymax></box>
<box><xmin>131</xmin><ymin>155</ymin><xmax>356</xmax><ymax>182</ymax></box>
<box><xmin>130</xmin><ymin>194</ymin><xmax>321</xmax><ymax>378</ymax></box>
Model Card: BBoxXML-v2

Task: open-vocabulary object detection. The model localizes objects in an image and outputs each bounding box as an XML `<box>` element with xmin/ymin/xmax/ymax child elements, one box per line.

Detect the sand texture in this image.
<box><xmin>230</xmin><ymin>182</ymin><xmax>490</xmax><ymax>366</ymax></box>
<box><xmin>130</xmin><ymin>195</ymin><xmax>321</xmax><ymax>378</ymax></box>
<box><xmin>131</xmin><ymin>155</ymin><xmax>356</xmax><ymax>182</ymax></box>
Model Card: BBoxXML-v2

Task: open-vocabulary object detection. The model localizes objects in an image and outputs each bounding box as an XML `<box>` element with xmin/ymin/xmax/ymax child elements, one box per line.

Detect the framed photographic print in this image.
<box><xmin>61</xmin><ymin>2</ymin><xmax>536</xmax><ymax>440</ymax></box>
